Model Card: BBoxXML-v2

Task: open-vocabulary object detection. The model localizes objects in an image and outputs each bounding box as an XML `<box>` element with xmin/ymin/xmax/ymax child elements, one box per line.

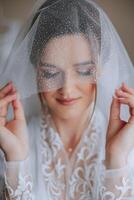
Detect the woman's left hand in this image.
<box><xmin>106</xmin><ymin>82</ymin><xmax>134</xmax><ymax>169</ymax></box>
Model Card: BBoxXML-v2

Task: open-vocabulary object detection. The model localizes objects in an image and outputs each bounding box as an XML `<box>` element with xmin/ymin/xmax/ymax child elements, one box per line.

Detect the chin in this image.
<box><xmin>48</xmin><ymin>100</ymin><xmax>89</xmax><ymax>120</ymax></box>
<box><xmin>54</xmin><ymin>109</ymin><xmax>84</xmax><ymax>120</ymax></box>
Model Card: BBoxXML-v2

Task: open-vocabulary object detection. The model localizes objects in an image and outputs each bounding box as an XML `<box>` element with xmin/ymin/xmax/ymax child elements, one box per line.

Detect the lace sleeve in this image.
<box><xmin>4</xmin><ymin>156</ymin><xmax>34</xmax><ymax>200</ymax></box>
<box><xmin>99</xmin><ymin>150</ymin><xmax>134</xmax><ymax>200</ymax></box>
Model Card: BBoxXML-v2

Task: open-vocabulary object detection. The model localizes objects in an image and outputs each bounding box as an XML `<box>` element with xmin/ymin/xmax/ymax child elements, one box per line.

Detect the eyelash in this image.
<box><xmin>77</xmin><ymin>70</ymin><xmax>92</xmax><ymax>76</ymax></box>
<box><xmin>38</xmin><ymin>67</ymin><xmax>95</xmax><ymax>79</ymax></box>
<box><xmin>40</xmin><ymin>71</ymin><xmax>60</xmax><ymax>79</ymax></box>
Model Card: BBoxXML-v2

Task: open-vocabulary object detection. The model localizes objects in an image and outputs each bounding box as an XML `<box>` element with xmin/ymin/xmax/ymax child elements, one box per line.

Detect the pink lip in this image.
<box><xmin>56</xmin><ymin>98</ymin><xmax>80</xmax><ymax>105</ymax></box>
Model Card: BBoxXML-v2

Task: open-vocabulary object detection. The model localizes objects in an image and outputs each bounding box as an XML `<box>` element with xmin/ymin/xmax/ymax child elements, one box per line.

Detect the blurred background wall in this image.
<box><xmin>0</xmin><ymin>0</ymin><xmax>134</xmax><ymax>64</ymax></box>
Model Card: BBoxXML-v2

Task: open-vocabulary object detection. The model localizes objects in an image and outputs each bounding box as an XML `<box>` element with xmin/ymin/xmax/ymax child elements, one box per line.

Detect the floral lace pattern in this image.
<box><xmin>100</xmin><ymin>177</ymin><xmax>132</xmax><ymax>200</ymax></box>
<box><xmin>4</xmin><ymin>156</ymin><xmax>34</xmax><ymax>200</ymax></box>
<box><xmin>40</xmin><ymin>108</ymin><xmax>102</xmax><ymax>200</ymax></box>
<box><xmin>5</xmin><ymin>174</ymin><xmax>33</xmax><ymax>200</ymax></box>
<box><xmin>40</xmin><ymin>108</ymin><xmax>134</xmax><ymax>200</ymax></box>
<box><xmin>3</xmin><ymin>108</ymin><xmax>134</xmax><ymax>200</ymax></box>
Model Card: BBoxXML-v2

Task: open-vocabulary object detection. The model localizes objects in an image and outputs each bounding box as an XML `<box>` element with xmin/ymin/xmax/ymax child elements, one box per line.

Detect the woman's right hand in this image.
<box><xmin>0</xmin><ymin>82</ymin><xmax>29</xmax><ymax>161</ymax></box>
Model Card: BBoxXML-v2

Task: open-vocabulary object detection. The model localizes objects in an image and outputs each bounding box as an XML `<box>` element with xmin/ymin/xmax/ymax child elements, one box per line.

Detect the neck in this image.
<box><xmin>50</xmin><ymin>102</ymin><xmax>95</xmax><ymax>151</ymax></box>
<box><xmin>52</xmin><ymin>115</ymin><xmax>84</xmax><ymax>135</ymax></box>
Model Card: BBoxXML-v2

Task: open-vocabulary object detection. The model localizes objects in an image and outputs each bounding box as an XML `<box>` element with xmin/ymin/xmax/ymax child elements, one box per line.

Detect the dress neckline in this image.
<box><xmin>40</xmin><ymin>103</ymin><xmax>96</xmax><ymax>162</ymax></box>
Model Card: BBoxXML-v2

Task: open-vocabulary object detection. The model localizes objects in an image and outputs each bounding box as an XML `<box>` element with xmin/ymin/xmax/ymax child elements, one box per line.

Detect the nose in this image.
<box><xmin>58</xmin><ymin>72</ymin><xmax>76</xmax><ymax>97</ymax></box>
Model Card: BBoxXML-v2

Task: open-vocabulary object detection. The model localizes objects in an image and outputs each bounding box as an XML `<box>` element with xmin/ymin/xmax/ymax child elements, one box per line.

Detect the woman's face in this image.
<box><xmin>37</xmin><ymin>34</ymin><xmax>97</xmax><ymax>120</ymax></box>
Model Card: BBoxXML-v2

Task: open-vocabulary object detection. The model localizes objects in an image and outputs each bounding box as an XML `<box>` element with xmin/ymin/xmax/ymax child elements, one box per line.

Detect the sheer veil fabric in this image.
<box><xmin>0</xmin><ymin>0</ymin><xmax>134</xmax><ymax>199</ymax></box>
<box><xmin>0</xmin><ymin>0</ymin><xmax>133</xmax><ymax>120</ymax></box>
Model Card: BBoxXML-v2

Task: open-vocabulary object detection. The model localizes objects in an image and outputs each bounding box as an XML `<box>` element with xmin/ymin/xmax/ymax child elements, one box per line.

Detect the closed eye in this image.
<box><xmin>42</xmin><ymin>71</ymin><xmax>60</xmax><ymax>79</ymax></box>
<box><xmin>37</xmin><ymin>67</ymin><xmax>61</xmax><ymax>79</ymax></box>
<box><xmin>76</xmin><ymin>66</ymin><xmax>95</xmax><ymax>76</ymax></box>
<box><xmin>77</xmin><ymin>69</ymin><xmax>92</xmax><ymax>76</ymax></box>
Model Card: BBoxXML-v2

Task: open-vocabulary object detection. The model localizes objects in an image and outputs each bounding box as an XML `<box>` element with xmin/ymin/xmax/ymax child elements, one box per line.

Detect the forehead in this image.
<box><xmin>41</xmin><ymin>34</ymin><xmax>93</xmax><ymax>68</ymax></box>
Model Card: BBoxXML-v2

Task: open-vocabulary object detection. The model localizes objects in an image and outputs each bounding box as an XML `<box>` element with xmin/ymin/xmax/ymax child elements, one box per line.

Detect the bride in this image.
<box><xmin>0</xmin><ymin>0</ymin><xmax>134</xmax><ymax>199</ymax></box>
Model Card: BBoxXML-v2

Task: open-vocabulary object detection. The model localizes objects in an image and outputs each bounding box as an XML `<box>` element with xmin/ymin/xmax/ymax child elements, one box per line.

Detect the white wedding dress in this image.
<box><xmin>1</xmin><ymin>107</ymin><xmax>134</xmax><ymax>200</ymax></box>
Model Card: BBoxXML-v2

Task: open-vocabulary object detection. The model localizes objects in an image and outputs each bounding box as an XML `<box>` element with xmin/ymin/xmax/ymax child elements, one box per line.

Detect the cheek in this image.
<box><xmin>80</xmin><ymin>84</ymin><xmax>96</xmax><ymax>97</ymax></box>
<box><xmin>41</xmin><ymin>92</ymin><xmax>56</xmax><ymax>103</ymax></box>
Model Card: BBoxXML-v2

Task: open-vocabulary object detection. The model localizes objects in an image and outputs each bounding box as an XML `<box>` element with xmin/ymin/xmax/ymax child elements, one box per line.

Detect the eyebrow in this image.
<box><xmin>39</xmin><ymin>60</ymin><xmax>95</xmax><ymax>68</ymax></box>
<box><xmin>39</xmin><ymin>61</ymin><xmax>57</xmax><ymax>68</ymax></box>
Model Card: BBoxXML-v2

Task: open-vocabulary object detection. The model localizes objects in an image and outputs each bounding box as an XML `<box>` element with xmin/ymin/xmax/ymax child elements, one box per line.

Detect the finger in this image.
<box><xmin>107</xmin><ymin>96</ymin><xmax>124</xmax><ymax>140</ymax></box>
<box><xmin>0</xmin><ymin>101</ymin><xmax>8</xmax><ymax>119</ymax></box>
<box><xmin>121</xmin><ymin>82</ymin><xmax>134</xmax><ymax>95</ymax></box>
<box><xmin>0</xmin><ymin>83</ymin><xmax>15</xmax><ymax>118</ymax></box>
<box><xmin>0</xmin><ymin>84</ymin><xmax>12</xmax><ymax>121</ymax></box>
<box><xmin>115</xmin><ymin>89</ymin><xmax>132</xmax><ymax>98</ymax></box>
<box><xmin>0</xmin><ymin>126</ymin><xmax>17</xmax><ymax>154</ymax></box>
<box><xmin>11</xmin><ymin>83</ymin><xmax>16</xmax><ymax>93</ymax></box>
<box><xmin>0</xmin><ymin>93</ymin><xmax>16</xmax><ymax>127</ymax></box>
<box><xmin>0</xmin><ymin>82</ymin><xmax>14</xmax><ymax>119</ymax></box>
<box><xmin>12</xmin><ymin>93</ymin><xmax>25</xmax><ymax>121</ymax></box>
<box><xmin>117</xmin><ymin>97</ymin><xmax>134</xmax><ymax>124</ymax></box>
<box><xmin>128</xmin><ymin>107</ymin><xmax>134</xmax><ymax>124</ymax></box>
<box><xmin>0</xmin><ymin>82</ymin><xmax>13</xmax><ymax>99</ymax></box>
<box><xmin>109</xmin><ymin>96</ymin><xmax>121</xmax><ymax>121</ymax></box>
<box><xmin>0</xmin><ymin>116</ymin><xmax>6</xmax><ymax>127</ymax></box>
<box><xmin>0</xmin><ymin>93</ymin><xmax>17</xmax><ymax>107</ymax></box>
<box><xmin>0</xmin><ymin>101</ymin><xmax>9</xmax><ymax>126</ymax></box>
<box><xmin>117</xmin><ymin>97</ymin><xmax>134</xmax><ymax>108</ymax></box>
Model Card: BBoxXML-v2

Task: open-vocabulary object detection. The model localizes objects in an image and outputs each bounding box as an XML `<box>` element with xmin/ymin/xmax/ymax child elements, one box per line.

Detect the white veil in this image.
<box><xmin>0</xmin><ymin>0</ymin><xmax>133</xmax><ymax>138</ymax></box>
